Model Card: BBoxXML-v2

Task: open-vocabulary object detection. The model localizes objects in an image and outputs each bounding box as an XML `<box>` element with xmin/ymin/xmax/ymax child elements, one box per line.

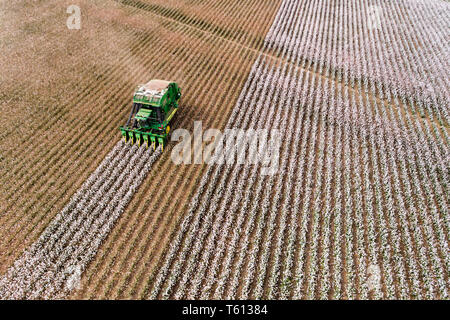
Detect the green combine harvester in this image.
<box><xmin>120</xmin><ymin>79</ymin><xmax>181</xmax><ymax>151</ymax></box>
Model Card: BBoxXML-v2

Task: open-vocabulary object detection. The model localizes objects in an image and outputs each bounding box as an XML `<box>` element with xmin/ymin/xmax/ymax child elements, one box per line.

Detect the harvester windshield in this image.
<box><xmin>135</xmin><ymin>105</ymin><xmax>163</xmax><ymax>125</ymax></box>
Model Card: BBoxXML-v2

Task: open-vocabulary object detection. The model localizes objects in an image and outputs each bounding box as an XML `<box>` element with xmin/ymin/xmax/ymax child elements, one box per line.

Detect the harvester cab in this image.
<box><xmin>120</xmin><ymin>79</ymin><xmax>181</xmax><ymax>151</ymax></box>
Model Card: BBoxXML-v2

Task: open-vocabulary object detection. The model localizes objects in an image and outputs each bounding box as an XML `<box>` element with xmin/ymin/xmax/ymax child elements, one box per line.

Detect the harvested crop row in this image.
<box><xmin>0</xmin><ymin>141</ymin><xmax>161</xmax><ymax>299</ymax></box>
<box><xmin>124</xmin><ymin>0</ymin><xmax>275</xmax><ymax>49</ymax></box>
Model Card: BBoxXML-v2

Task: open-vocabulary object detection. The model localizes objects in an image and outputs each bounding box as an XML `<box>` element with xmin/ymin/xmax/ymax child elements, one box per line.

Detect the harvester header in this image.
<box><xmin>120</xmin><ymin>79</ymin><xmax>181</xmax><ymax>151</ymax></box>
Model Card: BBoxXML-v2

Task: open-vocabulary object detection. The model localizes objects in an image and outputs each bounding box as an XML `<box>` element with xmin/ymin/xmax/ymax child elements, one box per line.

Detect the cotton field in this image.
<box><xmin>0</xmin><ymin>0</ymin><xmax>448</xmax><ymax>300</ymax></box>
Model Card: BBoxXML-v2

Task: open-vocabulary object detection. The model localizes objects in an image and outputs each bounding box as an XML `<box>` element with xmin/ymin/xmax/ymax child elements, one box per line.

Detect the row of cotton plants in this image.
<box><xmin>133</xmin><ymin>0</ymin><xmax>448</xmax><ymax>300</ymax></box>
<box><xmin>182</xmin><ymin>64</ymin><xmax>282</xmax><ymax>300</ymax></box>
<box><xmin>0</xmin><ymin>142</ymin><xmax>128</xmax><ymax>299</ymax></box>
<box><xmin>362</xmin><ymin>0</ymin><xmax>448</xmax><ymax>298</ymax></box>
<box><xmin>0</xmin><ymin>141</ymin><xmax>161</xmax><ymax>299</ymax></box>
<box><xmin>197</xmin><ymin>62</ymin><xmax>276</xmax><ymax>300</ymax></box>
<box><xmin>148</xmin><ymin>9</ymin><xmax>306</xmax><ymax>298</ymax></box>
<box><xmin>170</xmin><ymin>60</ymin><xmax>287</xmax><ymax>300</ymax></box>
<box><xmin>263</xmin><ymin>71</ymin><xmax>305</xmax><ymax>300</ymax></box>
<box><xmin>242</xmin><ymin>65</ymin><xmax>296</xmax><ymax>300</ymax></box>
<box><xmin>230</xmin><ymin>64</ymin><xmax>287</xmax><ymax>300</ymax></box>
<box><xmin>146</xmin><ymin>57</ymin><xmax>268</xmax><ymax>300</ymax></box>
<box><xmin>267</xmin><ymin>0</ymin><xmax>449</xmax><ymax>124</ymax></box>
<box><xmin>183</xmin><ymin>61</ymin><xmax>284</xmax><ymax>300</ymax></box>
<box><xmin>234</xmin><ymin>1</ymin><xmax>312</xmax><ymax>299</ymax></box>
<box><xmin>28</xmin><ymin>145</ymin><xmax>146</xmax><ymax>298</ymax></box>
<box><xmin>214</xmin><ymin>63</ymin><xmax>287</xmax><ymax>299</ymax></box>
<box><xmin>50</xmin><ymin>147</ymin><xmax>161</xmax><ymax>299</ymax></box>
<box><xmin>265</xmin><ymin>0</ymin><xmax>329</xmax><ymax>299</ymax></box>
